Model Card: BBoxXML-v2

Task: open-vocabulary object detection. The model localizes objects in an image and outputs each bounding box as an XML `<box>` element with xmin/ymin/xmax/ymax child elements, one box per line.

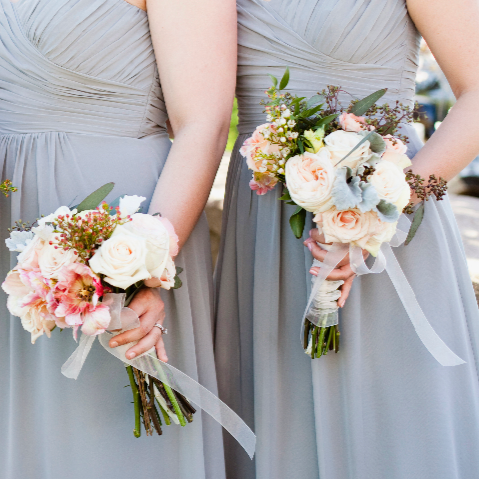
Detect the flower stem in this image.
<box><xmin>317</xmin><ymin>327</ymin><xmax>326</xmax><ymax>358</ymax></box>
<box><xmin>126</xmin><ymin>366</ymin><xmax>141</xmax><ymax>438</ymax></box>
<box><xmin>324</xmin><ymin>326</ymin><xmax>333</xmax><ymax>354</ymax></box>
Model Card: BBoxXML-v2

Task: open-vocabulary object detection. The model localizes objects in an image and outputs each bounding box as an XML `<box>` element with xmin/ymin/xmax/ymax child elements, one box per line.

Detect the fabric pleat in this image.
<box><xmin>214</xmin><ymin>1</ymin><xmax>479</xmax><ymax>478</ymax></box>
<box><xmin>0</xmin><ymin>1</ymin><xmax>226</xmax><ymax>478</ymax></box>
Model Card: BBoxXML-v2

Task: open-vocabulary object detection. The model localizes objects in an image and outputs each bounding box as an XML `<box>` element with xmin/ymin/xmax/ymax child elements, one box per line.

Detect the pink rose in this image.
<box><xmin>314</xmin><ymin>208</ymin><xmax>379</xmax><ymax>252</ymax></box>
<box><xmin>338</xmin><ymin>112</ymin><xmax>368</xmax><ymax>132</ymax></box>
<box><xmin>240</xmin><ymin>123</ymin><xmax>281</xmax><ymax>172</ymax></box>
<box><xmin>382</xmin><ymin>135</ymin><xmax>412</xmax><ymax>169</ymax></box>
<box><xmin>249</xmin><ymin>172</ymin><xmax>279</xmax><ymax>195</ymax></box>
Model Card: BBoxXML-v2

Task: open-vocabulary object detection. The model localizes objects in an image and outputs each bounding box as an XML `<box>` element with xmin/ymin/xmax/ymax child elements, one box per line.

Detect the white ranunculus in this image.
<box><xmin>324</xmin><ymin>130</ymin><xmax>371</xmax><ymax>170</ymax></box>
<box><xmin>5</xmin><ymin>230</ymin><xmax>34</xmax><ymax>252</ymax></box>
<box><xmin>122</xmin><ymin>213</ymin><xmax>171</xmax><ymax>279</ymax></box>
<box><xmin>37</xmin><ymin>234</ymin><xmax>78</xmax><ymax>279</ymax></box>
<box><xmin>286</xmin><ymin>149</ymin><xmax>335</xmax><ymax>214</ymax></box>
<box><xmin>119</xmin><ymin>195</ymin><xmax>146</xmax><ymax>217</ymax></box>
<box><xmin>369</xmin><ymin>161</ymin><xmax>411</xmax><ymax>211</ymax></box>
<box><xmin>89</xmin><ymin>224</ymin><xmax>150</xmax><ymax>289</ymax></box>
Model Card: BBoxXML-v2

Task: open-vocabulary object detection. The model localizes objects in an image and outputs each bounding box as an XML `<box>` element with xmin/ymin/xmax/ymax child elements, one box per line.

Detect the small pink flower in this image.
<box><xmin>249</xmin><ymin>173</ymin><xmax>279</xmax><ymax>195</ymax></box>
<box><xmin>55</xmin><ymin>263</ymin><xmax>104</xmax><ymax>323</ymax></box>
<box><xmin>338</xmin><ymin>112</ymin><xmax>371</xmax><ymax>132</ymax></box>
<box><xmin>81</xmin><ymin>304</ymin><xmax>111</xmax><ymax>336</ymax></box>
<box><xmin>240</xmin><ymin>123</ymin><xmax>281</xmax><ymax>172</ymax></box>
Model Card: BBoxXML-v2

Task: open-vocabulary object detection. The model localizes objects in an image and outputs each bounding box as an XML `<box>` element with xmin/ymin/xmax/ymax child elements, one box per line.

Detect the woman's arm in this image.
<box><xmin>109</xmin><ymin>0</ymin><xmax>237</xmax><ymax>359</ymax></box>
<box><xmin>146</xmin><ymin>0</ymin><xmax>237</xmax><ymax>248</ymax></box>
<box><xmin>407</xmin><ymin>0</ymin><xmax>479</xmax><ymax>181</ymax></box>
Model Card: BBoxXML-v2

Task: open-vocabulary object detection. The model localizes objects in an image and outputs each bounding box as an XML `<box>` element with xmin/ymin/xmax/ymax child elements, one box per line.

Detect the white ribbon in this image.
<box><xmin>61</xmin><ymin>293</ymin><xmax>256</xmax><ymax>459</ymax></box>
<box><xmin>303</xmin><ymin>214</ymin><xmax>466</xmax><ymax>367</ymax></box>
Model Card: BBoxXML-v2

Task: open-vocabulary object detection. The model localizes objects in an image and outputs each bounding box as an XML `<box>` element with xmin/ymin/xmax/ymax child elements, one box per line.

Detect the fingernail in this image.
<box><xmin>309</xmin><ymin>268</ymin><xmax>318</xmax><ymax>276</ymax></box>
<box><xmin>309</xmin><ymin>229</ymin><xmax>314</xmax><ymax>237</ymax></box>
<box><xmin>127</xmin><ymin>352</ymin><xmax>136</xmax><ymax>359</ymax></box>
<box><xmin>110</xmin><ymin>341</ymin><xmax>118</xmax><ymax>348</ymax></box>
<box><xmin>307</xmin><ymin>243</ymin><xmax>312</xmax><ymax>251</ymax></box>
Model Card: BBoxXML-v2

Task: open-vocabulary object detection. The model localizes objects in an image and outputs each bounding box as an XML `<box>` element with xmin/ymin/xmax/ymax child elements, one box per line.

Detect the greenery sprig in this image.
<box><xmin>1</xmin><ymin>179</ymin><xmax>17</xmax><ymax>197</ymax></box>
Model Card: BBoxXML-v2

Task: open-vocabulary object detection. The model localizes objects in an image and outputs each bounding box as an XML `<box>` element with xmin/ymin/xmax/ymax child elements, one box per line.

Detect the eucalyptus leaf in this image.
<box><xmin>306</xmin><ymin>95</ymin><xmax>325</xmax><ymax>109</ymax></box>
<box><xmin>279</xmin><ymin>67</ymin><xmax>290</xmax><ymax>90</ymax></box>
<box><xmin>350</xmin><ymin>89</ymin><xmax>387</xmax><ymax>116</ymax></box>
<box><xmin>173</xmin><ymin>266</ymin><xmax>184</xmax><ymax>290</ymax></box>
<box><xmin>405</xmin><ymin>203</ymin><xmax>425</xmax><ymax>245</ymax></box>
<box><xmin>358</xmin><ymin>131</ymin><xmax>386</xmax><ymax>154</ymax></box>
<box><xmin>331</xmin><ymin>168</ymin><xmax>362</xmax><ymax>211</ymax></box>
<box><xmin>314</xmin><ymin>113</ymin><xmax>338</xmax><ymax>130</ymax></box>
<box><xmin>76</xmin><ymin>182</ymin><xmax>115</xmax><ymax>213</ymax></box>
<box><xmin>375</xmin><ymin>200</ymin><xmax>399</xmax><ymax>223</ymax></box>
<box><xmin>290</xmin><ymin>207</ymin><xmax>307</xmax><ymax>239</ymax></box>
<box><xmin>269</xmin><ymin>74</ymin><xmax>278</xmax><ymax>88</ymax></box>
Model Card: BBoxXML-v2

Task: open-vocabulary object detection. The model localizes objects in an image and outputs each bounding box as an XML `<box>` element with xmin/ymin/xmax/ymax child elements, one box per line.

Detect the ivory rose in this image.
<box><xmin>37</xmin><ymin>235</ymin><xmax>78</xmax><ymax>280</ymax></box>
<box><xmin>338</xmin><ymin>112</ymin><xmax>368</xmax><ymax>132</ymax></box>
<box><xmin>240</xmin><ymin>123</ymin><xmax>281</xmax><ymax>171</ymax></box>
<box><xmin>314</xmin><ymin>208</ymin><xmax>378</xmax><ymax>251</ymax></box>
<box><xmin>382</xmin><ymin>135</ymin><xmax>412</xmax><ymax>169</ymax></box>
<box><xmin>286</xmin><ymin>149</ymin><xmax>335</xmax><ymax>213</ymax></box>
<box><xmin>123</xmin><ymin>213</ymin><xmax>174</xmax><ymax>279</ymax></box>
<box><xmin>364</xmin><ymin>219</ymin><xmax>398</xmax><ymax>256</ymax></box>
<box><xmin>89</xmin><ymin>224</ymin><xmax>150</xmax><ymax>289</ymax></box>
<box><xmin>16</xmin><ymin>235</ymin><xmax>44</xmax><ymax>270</ymax></box>
<box><xmin>156</xmin><ymin>256</ymin><xmax>177</xmax><ymax>290</ymax></box>
<box><xmin>369</xmin><ymin>161</ymin><xmax>411</xmax><ymax>211</ymax></box>
<box><xmin>324</xmin><ymin>130</ymin><xmax>371</xmax><ymax>169</ymax></box>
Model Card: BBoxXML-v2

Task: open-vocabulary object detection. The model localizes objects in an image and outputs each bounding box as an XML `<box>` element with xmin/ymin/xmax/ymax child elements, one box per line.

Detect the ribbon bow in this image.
<box><xmin>61</xmin><ymin>293</ymin><xmax>256</xmax><ymax>459</ymax></box>
<box><xmin>302</xmin><ymin>215</ymin><xmax>465</xmax><ymax>367</ymax></box>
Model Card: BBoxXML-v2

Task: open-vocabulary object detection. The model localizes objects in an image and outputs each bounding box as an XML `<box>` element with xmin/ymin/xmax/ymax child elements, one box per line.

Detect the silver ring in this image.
<box><xmin>154</xmin><ymin>323</ymin><xmax>167</xmax><ymax>335</ymax></box>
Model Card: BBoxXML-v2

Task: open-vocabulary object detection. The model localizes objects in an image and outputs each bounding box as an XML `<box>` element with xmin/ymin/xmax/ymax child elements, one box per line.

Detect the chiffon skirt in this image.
<box><xmin>0</xmin><ymin>131</ymin><xmax>226</xmax><ymax>479</ymax></box>
<box><xmin>215</xmin><ymin>133</ymin><xmax>479</xmax><ymax>479</ymax></box>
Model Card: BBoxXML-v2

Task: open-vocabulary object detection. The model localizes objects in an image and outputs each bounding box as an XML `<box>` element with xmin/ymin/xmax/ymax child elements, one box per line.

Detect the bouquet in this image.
<box><xmin>2</xmin><ymin>183</ymin><xmax>196</xmax><ymax>437</ymax></box>
<box><xmin>241</xmin><ymin>69</ymin><xmax>447</xmax><ymax>359</ymax></box>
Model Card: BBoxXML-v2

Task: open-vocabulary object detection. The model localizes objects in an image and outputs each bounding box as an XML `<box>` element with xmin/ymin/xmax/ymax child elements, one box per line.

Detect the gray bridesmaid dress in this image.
<box><xmin>0</xmin><ymin>1</ymin><xmax>226</xmax><ymax>478</ymax></box>
<box><xmin>215</xmin><ymin>1</ymin><xmax>479</xmax><ymax>478</ymax></box>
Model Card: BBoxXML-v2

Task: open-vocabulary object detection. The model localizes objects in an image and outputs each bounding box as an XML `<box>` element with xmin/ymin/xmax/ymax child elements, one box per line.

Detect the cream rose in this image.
<box><xmin>89</xmin><ymin>225</ymin><xmax>150</xmax><ymax>289</ymax></box>
<box><xmin>286</xmin><ymin>149</ymin><xmax>335</xmax><ymax>213</ymax></box>
<box><xmin>364</xmin><ymin>219</ymin><xmax>398</xmax><ymax>256</ymax></box>
<box><xmin>382</xmin><ymin>135</ymin><xmax>412</xmax><ymax>169</ymax></box>
<box><xmin>240</xmin><ymin>123</ymin><xmax>281</xmax><ymax>171</ymax></box>
<box><xmin>324</xmin><ymin>130</ymin><xmax>371</xmax><ymax>169</ymax></box>
<box><xmin>314</xmin><ymin>208</ymin><xmax>378</xmax><ymax>250</ymax></box>
<box><xmin>369</xmin><ymin>161</ymin><xmax>411</xmax><ymax>211</ymax></box>
<box><xmin>122</xmin><ymin>214</ymin><xmax>171</xmax><ymax>280</ymax></box>
<box><xmin>37</xmin><ymin>235</ymin><xmax>78</xmax><ymax>280</ymax></box>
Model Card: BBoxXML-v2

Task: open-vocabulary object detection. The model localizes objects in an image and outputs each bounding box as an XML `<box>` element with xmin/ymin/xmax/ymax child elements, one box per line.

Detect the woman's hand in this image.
<box><xmin>304</xmin><ymin>229</ymin><xmax>369</xmax><ymax>307</ymax></box>
<box><xmin>108</xmin><ymin>287</ymin><xmax>168</xmax><ymax>362</ymax></box>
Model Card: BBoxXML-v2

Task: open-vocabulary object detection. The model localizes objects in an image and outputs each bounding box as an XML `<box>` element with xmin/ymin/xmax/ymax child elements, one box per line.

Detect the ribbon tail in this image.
<box><xmin>383</xmin><ymin>244</ymin><xmax>465</xmax><ymax>367</ymax></box>
<box><xmin>98</xmin><ymin>335</ymin><xmax>257</xmax><ymax>459</ymax></box>
<box><xmin>61</xmin><ymin>334</ymin><xmax>97</xmax><ymax>379</ymax></box>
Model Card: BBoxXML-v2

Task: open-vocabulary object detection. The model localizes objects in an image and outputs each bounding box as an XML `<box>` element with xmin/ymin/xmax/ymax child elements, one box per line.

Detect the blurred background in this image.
<box><xmin>206</xmin><ymin>41</ymin><xmax>479</xmax><ymax>300</ymax></box>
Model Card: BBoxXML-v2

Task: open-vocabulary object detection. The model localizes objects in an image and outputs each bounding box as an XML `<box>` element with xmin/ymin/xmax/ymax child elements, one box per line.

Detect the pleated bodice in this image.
<box><xmin>0</xmin><ymin>0</ymin><xmax>166</xmax><ymax>138</ymax></box>
<box><xmin>236</xmin><ymin>0</ymin><xmax>421</xmax><ymax>134</ymax></box>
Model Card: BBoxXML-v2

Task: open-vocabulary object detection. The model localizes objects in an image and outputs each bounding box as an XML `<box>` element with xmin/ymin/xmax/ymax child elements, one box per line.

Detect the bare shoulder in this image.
<box><xmin>124</xmin><ymin>0</ymin><xmax>147</xmax><ymax>12</ymax></box>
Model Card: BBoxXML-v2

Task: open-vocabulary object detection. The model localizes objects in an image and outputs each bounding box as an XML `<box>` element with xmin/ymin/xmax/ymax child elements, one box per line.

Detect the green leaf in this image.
<box><xmin>350</xmin><ymin>89</ymin><xmax>387</xmax><ymax>116</ymax></box>
<box><xmin>335</xmin><ymin>132</ymin><xmax>374</xmax><ymax>167</ymax></box>
<box><xmin>279</xmin><ymin>67</ymin><xmax>290</xmax><ymax>90</ymax></box>
<box><xmin>76</xmin><ymin>182</ymin><xmax>115</xmax><ymax>213</ymax></box>
<box><xmin>300</xmin><ymin>104</ymin><xmax>324</xmax><ymax>119</ymax></box>
<box><xmin>298</xmin><ymin>139</ymin><xmax>304</xmax><ymax>154</ymax></box>
<box><xmin>173</xmin><ymin>266</ymin><xmax>184</xmax><ymax>290</ymax></box>
<box><xmin>289</xmin><ymin>207</ymin><xmax>307</xmax><ymax>239</ymax></box>
<box><xmin>306</xmin><ymin>94</ymin><xmax>324</xmax><ymax>109</ymax></box>
<box><xmin>405</xmin><ymin>203</ymin><xmax>425</xmax><ymax>245</ymax></box>
<box><xmin>268</xmin><ymin>74</ymin><xmax>278</xmax><ymax>88</ymax></box>
<box><xmin>279</xmin><ymin>189</ymin><xmax>292</xmax><ymax>201</ymax></box>
<box><xmin>314</xmin><ymin>113</ymin><xmax>338</xmax><ymax>129</ymax></box>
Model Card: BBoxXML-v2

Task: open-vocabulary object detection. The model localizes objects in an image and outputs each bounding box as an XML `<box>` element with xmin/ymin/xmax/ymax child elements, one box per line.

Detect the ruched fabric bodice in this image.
<box><xmin>236</xmin><ymin>0</ymin><xmax>421</xmax><ymax>134</ymax></box>
<box><xmin>0</xmin><ymin>0</ymin><xmax>166</xmax><ymax>137</ymax></box>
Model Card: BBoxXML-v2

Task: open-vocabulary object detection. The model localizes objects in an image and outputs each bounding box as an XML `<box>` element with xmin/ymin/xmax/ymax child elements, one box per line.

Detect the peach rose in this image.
<box><xmin>314</xmin><ymin>208</ymin><xmax>378</xmax><ymax>250</ymax></box>
<box><xmin>338</xmin><ymin>112</ymin><xmax>367</xmax><ymax>132</ymax></box>
<box><xmin>240</xmin><ymin>123</ymin><xmax>281</xmax><ymax>171</ymax></box>
<box><xmin>369</xmin><ymin>161</ymin><xmax>411</xmax><ymax>211</ymax></box>
<box><xmin>286</xmin><ymin>149</ymin><xmax>335</xmax><ymax>213</ymax></box>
